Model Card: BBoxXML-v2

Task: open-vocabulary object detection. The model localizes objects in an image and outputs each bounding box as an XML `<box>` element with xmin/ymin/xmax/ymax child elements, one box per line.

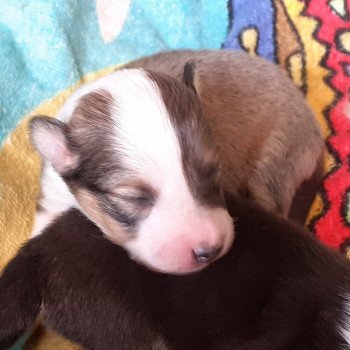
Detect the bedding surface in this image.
<box><xmin>1</xmin><ymin>1</ymin><xmax>349</xmax><ymax>348</ymax></box>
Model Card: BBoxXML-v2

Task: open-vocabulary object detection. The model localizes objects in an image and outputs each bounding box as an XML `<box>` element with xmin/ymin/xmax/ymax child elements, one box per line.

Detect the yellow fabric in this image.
<box><xmin>282</xmin><ymin>1</ymin><xmax>334</xmax><ymax>223</ymax></box>
<box><xmin>24</xmin><ymin>326</ymin><xmax>81</xmax><ymax>350</ymax></box>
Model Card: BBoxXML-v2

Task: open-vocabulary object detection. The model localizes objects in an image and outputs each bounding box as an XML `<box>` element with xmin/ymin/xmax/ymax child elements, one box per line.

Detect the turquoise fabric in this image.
<box><xmin>2</xmin><ymin>3</ymin><xmax>228</xmax><ymax>349</ymax></box>
<box><xmin>1</xmin><ymin>2</ymin><xmax>226</xmax><ymax>347</ymax></box>
<box><xmin>10</xmin><ymin>335</ymin><xmax>27</xmax><ymax>350</ymax></box>
<box><xmin>0</xmin><ymin>0</ymin><xmax>227</xmax><ymax>144</ymax></box>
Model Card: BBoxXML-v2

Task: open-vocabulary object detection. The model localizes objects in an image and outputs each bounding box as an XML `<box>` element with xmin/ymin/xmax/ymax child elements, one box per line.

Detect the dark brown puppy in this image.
<box><xmin>1</xmin><ymin>193</ymin><xmax>350</xmax><ymax>350</ymax></box>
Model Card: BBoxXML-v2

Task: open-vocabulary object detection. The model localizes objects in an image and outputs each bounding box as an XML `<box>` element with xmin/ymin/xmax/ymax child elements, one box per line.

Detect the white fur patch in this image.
<box><xmin>30</xmin><ymin>163</ymin><xmax>77</xmax><ymax>237</ymax></box>
<box><xmin>339</xmin><ymin>295</ymin><xmax>350</xmax><ymax>348</ymax></box>
<box><xmin>108</xmin><ymin>70</ymin><xmax>193</xmax><ymax>196</ymax></box>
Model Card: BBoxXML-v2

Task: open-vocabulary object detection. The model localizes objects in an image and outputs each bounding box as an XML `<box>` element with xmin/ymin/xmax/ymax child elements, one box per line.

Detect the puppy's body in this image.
<box><xmin>125</xmin><ymin>50</ymin><xmax>324</xmax><ymax>215</ymax></box>
<box><xmin>1</xmin><ymin>194</ymin><xmax>350</xmax><ymax>350</ymax></box>
<box><xmin>30</xmin><ymin>50</ymin><xmax>324</xmax><ymax>273</ymax></box>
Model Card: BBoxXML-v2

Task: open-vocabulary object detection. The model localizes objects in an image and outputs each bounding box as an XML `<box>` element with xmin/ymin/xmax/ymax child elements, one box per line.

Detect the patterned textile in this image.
<box><xmin>224</xmin><ymin>0</ymin><xmax>350</xmax><ymax>253</ymax></box>
<box><xmin>0</xmin><ymin>1</ymin><xmax>349</xmax><ymax>348</ymax></box>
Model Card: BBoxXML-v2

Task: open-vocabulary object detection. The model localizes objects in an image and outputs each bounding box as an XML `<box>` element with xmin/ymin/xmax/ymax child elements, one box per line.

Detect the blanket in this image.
<box><xmin>0</xmin><ymin>0</ymin><xmax>349</xmax><ymax>349</ymax></box>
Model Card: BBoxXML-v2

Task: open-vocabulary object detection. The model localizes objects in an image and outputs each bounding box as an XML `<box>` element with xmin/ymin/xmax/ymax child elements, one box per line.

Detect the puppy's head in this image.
<box><xmin>30</xmin><ymin>66</ymin><xmax>234</xmax><ymax>274</ymax></box>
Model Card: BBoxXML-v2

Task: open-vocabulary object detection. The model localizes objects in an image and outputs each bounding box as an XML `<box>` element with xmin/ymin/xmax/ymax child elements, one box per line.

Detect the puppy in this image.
<box><xmin>1</xmin><ymin>193</ymin><xmax>350</xmax><ymax>350</ymax></box>
<box><xmin>30</xmin><ymin>49</ymin><xmax>324</xmax><ymax>274</ymax></box>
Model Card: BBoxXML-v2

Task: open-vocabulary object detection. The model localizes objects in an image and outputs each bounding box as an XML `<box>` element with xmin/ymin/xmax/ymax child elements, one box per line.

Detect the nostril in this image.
<box><xmin>193</xmin><ymin>246</ymin><xmax>222</xmax><ymax>264</ymax></box>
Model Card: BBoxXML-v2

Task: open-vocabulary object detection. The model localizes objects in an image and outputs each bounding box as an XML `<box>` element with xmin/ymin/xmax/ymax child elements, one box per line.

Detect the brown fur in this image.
<box><xmin>74</xmin><ymin>188</ymin><xmax>130</xmax><ymax>245</ymax></box>
<box><xmin>2</xmin><ymin>193</ymin><xmax>350</xmax><ymax>350</ymax></box>
<box><xmin>68</xmin><ymin>89</ymin><xmax>128</xmax><ymax>188</ymax></box>
<box><xmin>125</xmin><ymin>50</ymin><xmax>324</xmax><ymax>218</ymax></box>
<box><xmin>29</xmin><ymin>50</ymin><xmax>324</xmax><ymax>271</ymax></box>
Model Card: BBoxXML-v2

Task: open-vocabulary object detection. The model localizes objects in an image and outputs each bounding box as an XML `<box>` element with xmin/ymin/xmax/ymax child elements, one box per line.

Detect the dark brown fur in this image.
<box><xmin>1</xmin><ymin>193</ymin><xmax>350</xmax><ymax>350</ymax></box>
<box><xmin>67</xmin><ymin>89</ymin><xmax>127</xmax><ymax>189</ymax></box>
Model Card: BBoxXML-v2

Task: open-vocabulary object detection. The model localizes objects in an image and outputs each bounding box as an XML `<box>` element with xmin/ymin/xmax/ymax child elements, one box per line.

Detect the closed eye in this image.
<box><xmin>114</xmin><ymin>192</ymin><xmax>155</xmax><ymax>208</ymax></box>
<box><xmin>107</xmin><ymin>183</ymin><xmax>157</xmax><ymax>210</ymax></box>
<box><xmin>99</xmin><ymin>189</ymin><xmax>155</xmax><ymax>229</ymax></box>
<box><xmin>83</xmin><ymin>181</ymin><xmax>156</xmax><ymax>229</ymax></box>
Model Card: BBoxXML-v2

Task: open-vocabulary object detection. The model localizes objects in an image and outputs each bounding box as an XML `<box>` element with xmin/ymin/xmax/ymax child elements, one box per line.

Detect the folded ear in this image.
<box><xmin>29</xmin><ymin>116</ymin><xmax>79</xmax><ymax>174</ymax></box>
<box><xmin>182</xmin><ymin>62</ymin><xmax>198</xmax><ymax>94</ymax></box>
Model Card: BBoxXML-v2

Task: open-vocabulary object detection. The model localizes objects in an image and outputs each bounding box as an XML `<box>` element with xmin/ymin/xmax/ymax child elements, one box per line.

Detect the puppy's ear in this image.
<box><xmin>29</xmin><ymin>116</ymin><xmax>79</xmax><ymax>174</ymax></box>
<box><xmin>182</xmin><ymin>62</ymin><xmax>198</xmax><ymax>94</ymax></box>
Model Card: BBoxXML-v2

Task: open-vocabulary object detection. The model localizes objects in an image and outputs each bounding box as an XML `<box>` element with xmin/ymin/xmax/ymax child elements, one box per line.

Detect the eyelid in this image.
<box><xmin>111</xmin><ymin>186</ymin><xmax>143</xmax><ymax>198</ymax></box>
<box><xmin>107</xmin><ymin>183</ymin><xmax>156</xmax><ymax>205</ymax></box>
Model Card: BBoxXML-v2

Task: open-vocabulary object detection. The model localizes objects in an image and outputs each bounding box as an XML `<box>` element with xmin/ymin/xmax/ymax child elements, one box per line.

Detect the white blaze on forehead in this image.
<box><xmin>106</xmin><ymin>69</ymin><xmax>196</xmax><ymax>206</ymax></box>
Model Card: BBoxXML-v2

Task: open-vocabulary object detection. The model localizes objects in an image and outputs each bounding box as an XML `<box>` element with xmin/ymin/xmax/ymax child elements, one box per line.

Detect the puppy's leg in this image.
<box><xmin>0</xmin><ymin>243</ymin><xmax>42</xmax><ymax>349</ymax></box>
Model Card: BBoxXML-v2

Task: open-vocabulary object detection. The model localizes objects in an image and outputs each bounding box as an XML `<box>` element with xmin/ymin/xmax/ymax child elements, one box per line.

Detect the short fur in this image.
<box><xmin>1</xmin><ymin>193</ymin><xmax>350</xmax><ymax>350</ymax></box>
<box><xmin>124</xmin><ymin>50</ymin><xmax>324</xmax><ymax>216</ymax></box>
<box><xmin>29</xmin><ymin>49</ymin><xmax>324</xmax><ymax>273</ymax></box>
<box><xmin>32</xmin><ymin>50</ymin><xmax>324</xmax><ymax>226</ymax></box>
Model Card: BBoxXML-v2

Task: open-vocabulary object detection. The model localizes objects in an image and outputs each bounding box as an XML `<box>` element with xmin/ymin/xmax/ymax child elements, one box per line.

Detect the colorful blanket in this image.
<box><xmin>0</xmin><ymin>0</ymin><xmax>349</xmax><ymax>349</ymax></box>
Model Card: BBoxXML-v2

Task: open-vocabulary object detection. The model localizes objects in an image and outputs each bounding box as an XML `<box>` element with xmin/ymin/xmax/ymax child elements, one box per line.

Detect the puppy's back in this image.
<box><xmin>125</xmin><ymin>50</ymin><xmax>324</xmax><ymax>217</ymax></box>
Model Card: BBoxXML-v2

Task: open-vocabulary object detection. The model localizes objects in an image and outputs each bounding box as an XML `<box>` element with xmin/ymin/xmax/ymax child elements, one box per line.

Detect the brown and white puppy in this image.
<box><xmin>31</xmin><ymin>67</ymin><xmax>233</xmax><ymax>275</ymax></box>
<box><xmin>29</xmin><ymin>50</ymin><xmax>324</xmax><ymax>274</ymax></box>
<box><xmin>1</xmin><ymin>193</ymin><xmax>350</xmax><ymax>350</ymax></box>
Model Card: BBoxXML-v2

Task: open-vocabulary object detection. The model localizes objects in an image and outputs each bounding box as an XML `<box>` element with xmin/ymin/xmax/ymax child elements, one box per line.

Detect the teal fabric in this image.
<box><xmin>10</xmin><ymin>335</ymin><xmax>27</xmax><ymax>350</ymax></box>
<box><xmin>0</xmin><ymin>0</ymin><xmax>227</xmax><ymax>145</ymax></box>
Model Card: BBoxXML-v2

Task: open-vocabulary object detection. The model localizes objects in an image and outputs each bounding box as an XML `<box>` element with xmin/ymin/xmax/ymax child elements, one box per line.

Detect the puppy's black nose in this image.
<box><xmin>193</xmin><ymin>246</ymin><xmax>222</xmax><ymax>263</ymax></box>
